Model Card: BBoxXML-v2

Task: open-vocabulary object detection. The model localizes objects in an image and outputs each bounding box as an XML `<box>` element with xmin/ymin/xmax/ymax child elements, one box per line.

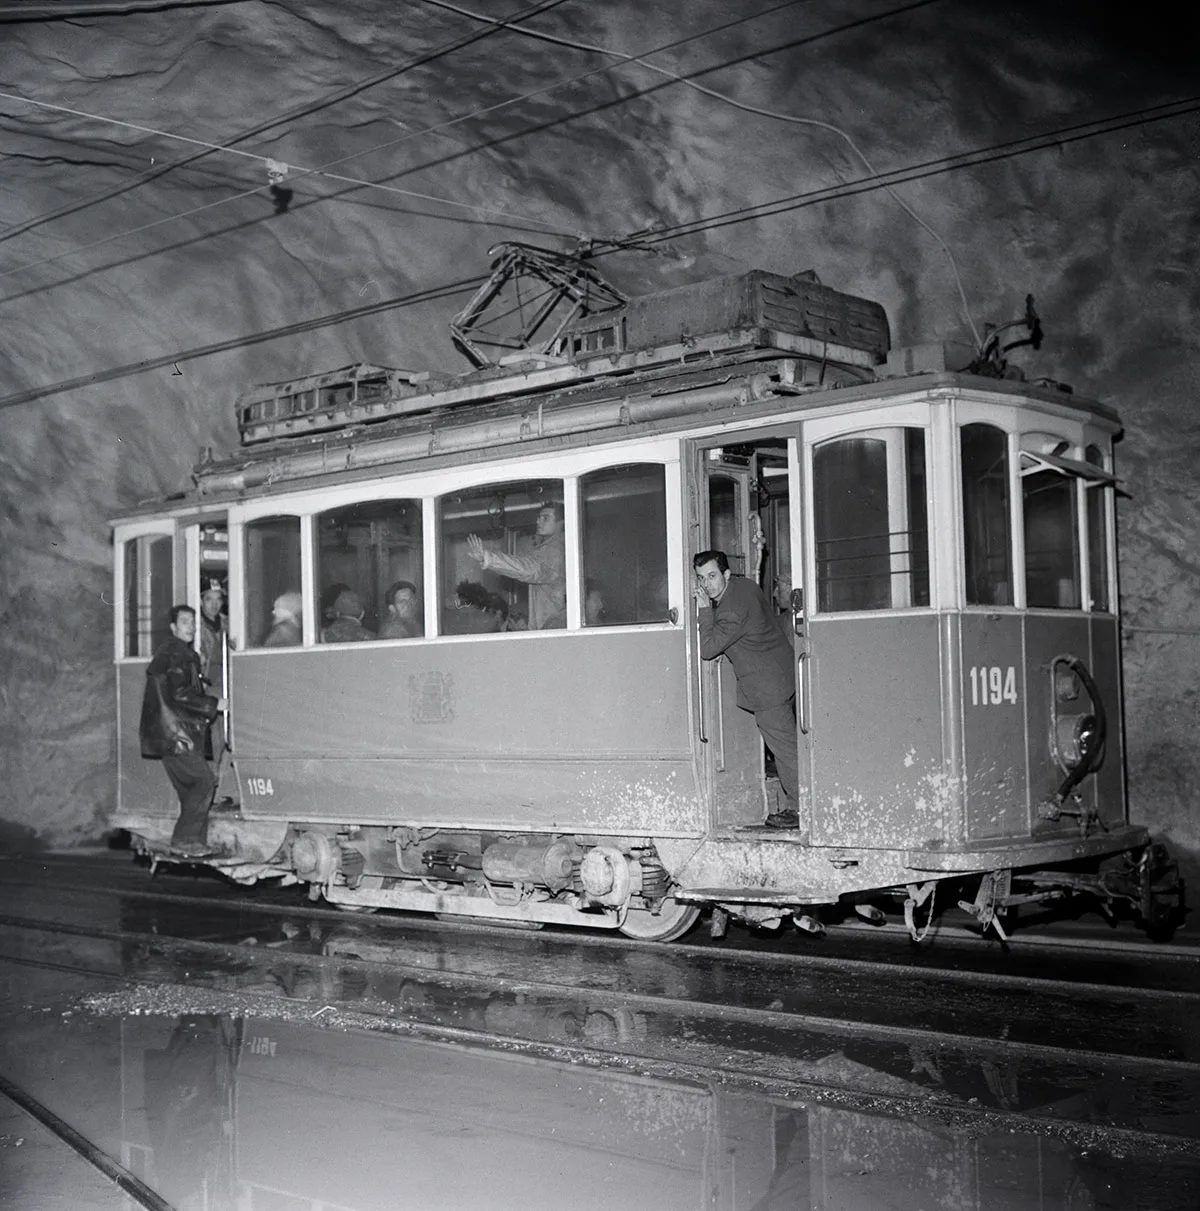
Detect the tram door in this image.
<box><xmin>695</xmin><ymin>441</ymin><xmax>809</xmax><ymax>828</ymax></box>
<box><xmin>181</xmin><ymin>515</ymin><xmax>234</xmax><ymax>796</ymax></box>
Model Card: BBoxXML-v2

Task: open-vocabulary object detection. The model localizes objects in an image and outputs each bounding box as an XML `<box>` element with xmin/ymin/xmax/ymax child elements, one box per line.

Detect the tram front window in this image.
<box><xmin>439</xmin><ymin>478</ymin><xmax>565</xmax><ymax>632</ymax></box>
<box><xmin>1023</xmin><ymin>470</ymin><xmax>1081</xmax><ymax>609</ymax></box>
<box><xmin>813</xmin><ymin>428</ymin><xmax>928</xmax><ymax>612</ymax></box>
<box><xmin>316</xmin><ymin>499</ymin><xmax>424</xmax><ymax>642</ymax></box>
<box><xmin>961</xmin><ymin>423</ymin><xmax>1013</xmax><ymax>606</ymax></box>
<box><xmin>580</xmin><ymin>463</ymin><xmax>668</xmax><ymax>625</ymax></box>
<box><xmin>245</xmin><ymin>516</ymin><xmax>302</xmax><ymax>647</ymax></box>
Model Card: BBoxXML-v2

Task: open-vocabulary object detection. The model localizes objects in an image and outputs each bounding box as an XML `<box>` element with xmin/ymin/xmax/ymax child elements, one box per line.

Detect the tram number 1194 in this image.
<box><xmin>246</xmin><ymin>777</ymin><xmax>275</xmax><ymax>796</ymax></box>
<box><xmin>969</xmin><ymin>665</ymin><xmax>1018</xmax><ymax>707</ymax></box>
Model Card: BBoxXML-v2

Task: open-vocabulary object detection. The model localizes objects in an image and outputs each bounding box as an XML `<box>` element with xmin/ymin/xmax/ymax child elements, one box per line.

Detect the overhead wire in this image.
<box><xmin>0</xmin><ymin>0</ymin><xmax>574</xmax><ymax>250</ymax></box>
<box><xmin>0</xmin><ymin>0</ymin><xmax>818</xmax><ymax>299</ymax></box>
<box><xmin>423</xmin><ymin>0</ymin><xmax>983</xmax><ymax>344</ymax></box>
<box><xmin>1</xmin><ymin>91</ymin><xmax>1194</xmax><ymax>414</ymax></box>
<box><xmin>626</xmin><ymin>96</ymin><xmax>1200</xmax><ymax>246</ymax></box>
<box><xmin>0</xmin><ymin>88</ymin><xmax>582</xmax><ymax>280</ymax></box>
<box><xmin>0</xmin><ymin>0</ymin><xmax>923</xmax><ymax>295</ymax></box>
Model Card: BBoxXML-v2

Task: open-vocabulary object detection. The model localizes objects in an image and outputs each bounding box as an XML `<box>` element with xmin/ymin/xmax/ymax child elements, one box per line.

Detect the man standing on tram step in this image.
<box><xmin>139</xmin><ymin>604</ymin><xmax>226</xmax><ymax>858</ymax></box>
<box><xmin>465</xmin><ymin>502</ymin><xmax>567</xmax><ymax>630</ymax></box>
<box><xmin>693</xmin><ymin>550</ymin><xmax>800</xmax><ymax>828</ymax></box>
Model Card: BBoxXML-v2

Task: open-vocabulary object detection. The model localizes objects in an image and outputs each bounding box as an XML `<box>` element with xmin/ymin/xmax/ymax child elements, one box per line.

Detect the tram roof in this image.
<box><xmin>109</xmin><ymin>365</ymin><xmax>1120</xmax><ymax>524</ymax></box>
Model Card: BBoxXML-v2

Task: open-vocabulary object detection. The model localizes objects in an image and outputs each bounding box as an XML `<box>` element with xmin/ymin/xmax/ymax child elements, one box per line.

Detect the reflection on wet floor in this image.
<box><xmin>4</xmin><ymin>1000</ymin><xmax>1199</xmax><ymax>1211</ymax></box>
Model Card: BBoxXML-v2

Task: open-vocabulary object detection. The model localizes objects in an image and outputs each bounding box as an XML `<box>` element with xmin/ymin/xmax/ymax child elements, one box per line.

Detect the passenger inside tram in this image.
<box><xmin>261</xmin><ymin>591</ymin><xmax>302</xmax><ymax>647</ymax></box>
<box><xmin>321</xmin><ymin>589</ymin><xmax>374</xmax><ymax>644</ymax></box>
<box><xmin>443</xmin><ymin>580</ymin><xmax>506</xmax><ymax>634</ymax></box>
<box><xmin>465</xmin><ymin>501</ymin><xmax>567</xmax><ymax>630</ymax></box>
<box><xmin>378</xmin><ymin>580</ymin><xmax>423</xmax><ymax>639</ymax></box>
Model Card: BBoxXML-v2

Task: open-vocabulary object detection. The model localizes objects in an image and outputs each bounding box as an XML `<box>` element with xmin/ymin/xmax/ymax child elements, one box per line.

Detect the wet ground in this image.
<box><xmin>1</xmin><ymin>852</ymin><xmax>1198</xmax><ymax>1210</ymax></box>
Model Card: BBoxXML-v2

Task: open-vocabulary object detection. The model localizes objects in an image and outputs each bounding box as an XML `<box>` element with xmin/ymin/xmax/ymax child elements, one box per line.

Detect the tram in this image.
<box><xmin>110</xmin><ymin>247</ymin><xmax>1182</xmax><ymax>941</ymax></box>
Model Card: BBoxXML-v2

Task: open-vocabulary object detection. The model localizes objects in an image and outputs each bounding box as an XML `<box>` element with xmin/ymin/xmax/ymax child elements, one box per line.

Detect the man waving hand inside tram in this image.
<box><xmin>465</xmin><ymin>502</ymin><xmax>566</xmax><ymax>630</ymax></box>
<box><xmin>693</xmin><ymin>550</ymin><xmax>799</xmax><ymax>829</ymax></box>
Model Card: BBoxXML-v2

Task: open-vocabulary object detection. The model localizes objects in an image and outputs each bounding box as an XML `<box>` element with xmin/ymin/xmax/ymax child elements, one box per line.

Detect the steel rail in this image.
<box><xmin>1</xmin><ymin>911</ymin><xmax>1198</xmax><ymax>1077</ymax></box>
<box><xmin>3</xmin><ymin>869</ymin><xmax>1197</xmax><ymax>990</ymax></box>
<box><xmin>0</xmin><ymin>1069</ymin><xmax>174</xmax><ymax>1211</ymax></box>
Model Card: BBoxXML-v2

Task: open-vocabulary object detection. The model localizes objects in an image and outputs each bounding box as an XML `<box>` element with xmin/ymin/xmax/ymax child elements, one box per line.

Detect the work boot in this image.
<box><xmin>764</xmin><ymin>808</ymin><xmax>799</xmax><ymax>828</ymax></box>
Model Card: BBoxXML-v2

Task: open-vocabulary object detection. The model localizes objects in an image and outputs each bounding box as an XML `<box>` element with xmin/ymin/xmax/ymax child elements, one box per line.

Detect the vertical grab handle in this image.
<box><xmin>797</xmin><ymin>651</ymin><xmax>809</xmax><ymax>736</ymax></box>
<box><xmin>696</xmin><ymin>615</ymin><xmax>709</xmax><ymax>745</ymax></box>
<box><xmin>220</xmin><ymin>631</ymin><xmax>233</xmax><ymax>754</ymax></box>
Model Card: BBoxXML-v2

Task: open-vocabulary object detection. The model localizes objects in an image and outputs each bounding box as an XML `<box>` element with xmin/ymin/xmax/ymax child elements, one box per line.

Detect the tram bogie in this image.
<box><xmin>110</xmin><ymin>252</ymin><xmax>1183</xmax><ymax>942</ymax></box>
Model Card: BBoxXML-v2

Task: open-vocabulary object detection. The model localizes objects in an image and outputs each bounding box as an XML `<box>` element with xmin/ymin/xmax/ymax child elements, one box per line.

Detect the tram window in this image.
<box><xmin>316</xmin><ymin>499</ymin><xmax>423</xmax><ymax>642</ymax></box>
<box><xmin>1023</xmin><ymin>463</ymin><xmax>1081</xmax><ymax>609</ymax></box>
<box><xmin>438</xmin><ymin>478</ymin><xmax>565</xmax><ymax>632</ymax></box>
<box><xmin>580</xmin><ymin>464</ymin><xmax>668</xmax><ymax>625</ymax></box>
<box><xmin>813</xmin><ymin>428</ymin><xmax>928</xmax><ymax>612</ymax></box>
<box><xmin>961</xmin><ymin>424</ymin><xmax>1013</xmax><ymax>606</ymax></box>
<box><xmin>1085</xmin><ymin>444</ymin><xmax>1111</xmax><ymax>611</ymax></box>
<box><xmin>245</xmin><ymin>516</ymin><xmax>303</xmax><ymax>647</ymax></box>
<box><xmin>122</xmin><ymin>534</ymin><xmax>172</xmax><ymax>657</ymax></box>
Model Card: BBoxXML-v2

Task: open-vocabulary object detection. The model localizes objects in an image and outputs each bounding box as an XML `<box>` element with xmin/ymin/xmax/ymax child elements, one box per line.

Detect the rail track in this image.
<box><xmin>1</xmin><ymin>853</ymin><xmax>1198</xmax><ymax>1161</ymax></box>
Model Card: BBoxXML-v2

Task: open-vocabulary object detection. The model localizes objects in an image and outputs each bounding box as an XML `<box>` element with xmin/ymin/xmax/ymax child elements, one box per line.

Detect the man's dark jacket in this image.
<box><xmin>140</xmin><ymin>635</ymin><xmax>219</xmax><ymax>758</ymax></box>
<box><xmin>698</xmin><ymin>575</ymin><xmax>794</xmax><ymax>711</ymax></box>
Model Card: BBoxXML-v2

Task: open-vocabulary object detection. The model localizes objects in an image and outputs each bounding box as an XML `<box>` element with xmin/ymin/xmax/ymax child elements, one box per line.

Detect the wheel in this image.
<box><xmin>618</xmin><ymin>898</ymin><xmax>700</xmax><ymax>943</ymax></box>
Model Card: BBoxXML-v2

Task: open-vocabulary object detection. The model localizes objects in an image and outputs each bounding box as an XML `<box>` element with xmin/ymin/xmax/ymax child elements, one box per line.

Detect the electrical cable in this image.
<box><xmin>0</xmin><ymin>0</ymin><xmax>242</xmax><ymax>17</ymax></box>
<box><xmin>1</xmin><ymin>93</ymin><xmax>1195</xmax><ymax>412</ymax></box>
<box><xmin>0</xmin><ymin>0</ymin><xmax>574</xmax><ymax>250</ymax></box>
<box><xmin>625</xmin><ymin>95</ymin><xmax>1200</xmax><ymax>247</ymax></box>
<box><xmin>0</xmin><ymin>0</ymin><xmax>815</xmax><ymax>298</ymax></box>
<box><xmin>0</xmin><ymin>89</ymin><xmax>582</xmax><ymax>270</ymax></box>
<box><xmin>0</xmin><ymin>275</ymin><xmax>487</xmax><ymax>412</ymax></box>
<box><xmin>426</xmin><ymin>0</ymin><xmax>981</xmax><ymax>347</ymax></box>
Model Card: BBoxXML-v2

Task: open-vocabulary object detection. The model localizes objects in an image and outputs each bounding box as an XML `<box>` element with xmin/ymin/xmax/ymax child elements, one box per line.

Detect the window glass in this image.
<box><xmin>123</xmin><ymin>534</ymin><xmax>173</xmax><ymax>657</ymax></box>
<box><xmin>581</xmin><ymin>464</ymin><xmax>669</xmax><ymax>625</ymax></box>
<box><xmin>439</xmin><ymin>478</ymin><xmax>565</xmax><ymax>633</ymax></box>
<box><xmin>961</xmin><ymin>423</ymin><xmax>1013</xmax><ymax>606</ymax></box>
<box><xmin>1021</xmin><ymin>436</ymin><xmax>1082</xmax><ymax>610</ymax></box>
<box><xmin>316</xmin><ymin>499</ymin><xmax>423</xmax><ymax>643</ymax></box>
<box><xmin>707</xmin><ymin>476</ymin><xmax>746</xmax><ymax>577</ymax></box>
<box><xmin>813</xmin><ymin>428</ymin><xmax>928</xmax><ymax>612</ymax></box>
<box><xmin>246</xmin><ymin>516</ymin><xmax>303</xmax><ymax>647</ymax></box>
<box><xmin>1085</xmin><ymin>445</ymin><xmax>1111</xmax><ymax>612</ymax></box>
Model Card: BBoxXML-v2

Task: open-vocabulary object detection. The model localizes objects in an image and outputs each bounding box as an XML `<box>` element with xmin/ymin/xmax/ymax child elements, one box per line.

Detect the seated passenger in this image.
<box><xmin>378</xmin><ymin>580</ymin><xmax>423</xmax><ymax>639</ymax></box>
<box><xmin>320</xmin><ymin>582</ymin><xmax>352</xmax><ymax>628</ymax></box>
<box><xmin>321</xmin><ymin>590</ymin><xmax>374</xmax><ymax>644</ymax></box>
<box><xmin>262</xmin><ymin>591</ymin><xmax>302</xmax><ymax>648</ymax></box>
<box><xmin>443</xmin><ymin>580</ymin><xmax>504</xmax><ymax>635</ymax></box>
<box><xmin>584</xmin><ymin>580</ymin><xmax>607</xmax><ymax>626</ymax></box>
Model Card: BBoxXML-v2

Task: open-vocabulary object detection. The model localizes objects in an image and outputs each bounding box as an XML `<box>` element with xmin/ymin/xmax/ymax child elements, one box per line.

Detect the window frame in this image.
<box><xmin>226</xmin><ymin>437</ymin><xmax>684</xmax><ymax>644</ymax></box>
<box><xmin>803</xmin><ymin>401</ymin><xmax>936</xmax><ymax>618</ymax></box>
<box><xmin>112</xmin><ymin>519</ymin><xmax>177</xmax><ymax>662</ymax></box>
<box><xmin>951</xmin><ymin>397</ymin><xmax>1117</xmax><ymax>613</ymax></box>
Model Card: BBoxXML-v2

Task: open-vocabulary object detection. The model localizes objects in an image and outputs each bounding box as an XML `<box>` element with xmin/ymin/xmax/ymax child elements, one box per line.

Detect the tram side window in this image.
<box><xmin>1023</xmin><ymin>459</ymin><xmax>1081</xmax><ymax>610</ymax></box>
<box><xmin>316</xmin><ymin>499</ymin><xmax>424</xmax><ymax>642</ymax></box>
<box><xmin>246</xmin><ymin>517</ymin><xmax>303</xmax><ymax>647</ymax></box>
<box><xmin>813</xmin><ymin>429</ymin><xmax>929</xmax><ymax>612</ymax></box>
<box><xmin>580</xmin><ymin>464</ymin><xmax>669</xmax><ymax>625</ymax></box>
<box><xmin>438</xmin><ymin>478</ymin><xmax>565</xmax><ymax>633</ymax></box>
<box><xmin>961</xmin><ymin>424</ymin><xmax>1013</xmax><ymax>606</ymax></box>
<box><xmin>1085</xmin><ymin>444</ymin><xmax>1111</xmax><ymax>612</ymax></box>
<box><xmin>123</xmin><ymin>534</ymin><xmax>172</xmax><ymax>657</ymax></box>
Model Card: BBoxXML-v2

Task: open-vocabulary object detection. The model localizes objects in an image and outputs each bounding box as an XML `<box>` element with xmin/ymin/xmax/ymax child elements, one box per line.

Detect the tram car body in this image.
<box><xmin>110</xmin><ymin>261</ymin><xmax>1179</xmax><ymax>940</ymax></box>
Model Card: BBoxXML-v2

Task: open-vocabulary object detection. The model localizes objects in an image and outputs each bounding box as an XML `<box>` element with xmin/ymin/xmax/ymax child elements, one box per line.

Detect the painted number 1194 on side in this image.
<box><xmin>968</xmin><ymin>665</ymin><xmax>1018</xmax><ymax>706</ymax></box>
<box><xmin>246</xmin><ymin>777</ymin><xmax>275</xmax><ymax>796</ymax></box>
